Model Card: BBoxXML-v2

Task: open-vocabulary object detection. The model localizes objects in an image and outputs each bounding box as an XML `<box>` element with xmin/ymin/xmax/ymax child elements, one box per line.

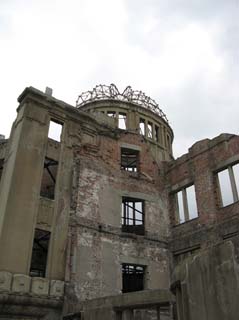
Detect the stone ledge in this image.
<box><xmin>0</xmin><ymin>271</ymin><xmax>64</xmax><ymax>298</ymax></box>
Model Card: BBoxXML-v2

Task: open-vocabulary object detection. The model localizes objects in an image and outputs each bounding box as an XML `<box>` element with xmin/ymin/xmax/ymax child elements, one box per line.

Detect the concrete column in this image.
<box><xmin>47</xmin><ymin>138</ymin><xmax>73</xmax><ymax>279</ymax></box>
<box><xmin>122</xmin><ymin>309</ymin><xmax>134</xmax><ymax>320</ymax></box>
<box><xmin>0</xmin><ymin>101</ymin><xmax>49</xmax><ymax>273</ymax></box>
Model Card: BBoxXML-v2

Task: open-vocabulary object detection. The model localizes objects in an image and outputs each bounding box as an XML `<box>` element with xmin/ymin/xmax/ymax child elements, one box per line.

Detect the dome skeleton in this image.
<box><xmin>76</xmin><ymin>84</ymin><xmax>168</xmax><ymax>123</ymax></box>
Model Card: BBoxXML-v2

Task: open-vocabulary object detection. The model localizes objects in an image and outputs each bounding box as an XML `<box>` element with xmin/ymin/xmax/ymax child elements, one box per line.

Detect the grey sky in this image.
<box><xmin>0</xmin><ymin>0</ymin><xmax>238</xmax><ymax>157</ymax></box>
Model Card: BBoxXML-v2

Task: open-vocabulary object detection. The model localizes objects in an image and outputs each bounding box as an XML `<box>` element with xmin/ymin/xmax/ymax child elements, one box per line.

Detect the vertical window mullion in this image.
<box><xmin>126</xmin><ymin>202</ymin><xmax>129</xmax><ymax>225</ymax></box>
<box><xmin>182</xmin><ymin>189</ymin><xmax>189</xmax><ymax>221</ymax></box>
<box><xmin>175</xmin><ymin>194</ymin><xmax>180</xmax><ymax>224</ymax></box>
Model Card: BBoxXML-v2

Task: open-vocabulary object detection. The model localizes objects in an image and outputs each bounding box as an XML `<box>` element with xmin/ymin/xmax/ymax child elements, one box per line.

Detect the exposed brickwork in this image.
<box><xmin>167</xmin><ymin>134</ymin><xmax>239</xmax><ymax>256</ymax></box>
<box><xmin>1</xmin><ymin>87</ymin><xmax>239</xmax><ymax>320</ymax></box>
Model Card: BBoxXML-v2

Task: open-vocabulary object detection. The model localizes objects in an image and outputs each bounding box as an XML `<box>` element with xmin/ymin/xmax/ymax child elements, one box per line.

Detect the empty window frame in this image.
<box><xmin>122</xmin><ymin>264</ymin><xmax>145</xmax><ymax>293</ymax></box>
<box><xmin>139</xmin><ymin>118</ymin><xmax>145</xmax><ymax>135</ymax></box>
<box><xmin>217</xmin><ymin>163</ymin><xmax>239</xmax><ymax>207</ymax></box>
<box><xmin>155</xmin><ymin>125</ymin><xmax>159</xmax><ymax>143</ymax></box>
<box><xmin>121</xmin><ymin>197</ymin><xmax>144</xmax><ymax>235</ymax></box>
<box><xmin>118</xmin><ymin>113</ymin><xmax>127</xmax><ymax>130</ymax></box>
<box><xmin>40</xmin><ymin>158</ymin><xmax>58</xmax><ymax>200</ymax></box>
<box><xmin>0</xmin><ymin>159</ymin><xmax>3</xmax><ymax>181</ymax></box>
<box><xmin>30</xmin><ymin>229</ymin><xmax>50</xmax><ymax>277</ymax></box>
<box><xmin>147</xmin><ymin>122</ymin><xmax>153</xmax><ymax>139</ymax></box>
<box><xmin>166</xmin><ymin>134</ymin><xmax>170</xmax><ymax>148</ymax></box>
<box><xmin>121</xmin><ymin>148</ymin><xmax>139</xmax><ymax>172</ymax></box>
<box><xmin>176</xmin><ymin>185</ymin><xmax>198</xmax><ymax>224</ymax></box>
<box><xmin>48</xmin><ymin>120</ymin><xmax>63</xmax><ymax>142</ymax></box>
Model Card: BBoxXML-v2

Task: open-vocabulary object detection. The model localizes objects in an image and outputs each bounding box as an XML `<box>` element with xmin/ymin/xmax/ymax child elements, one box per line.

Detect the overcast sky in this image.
<box><xmin>0</xmin><ymin>0</ymin><xmax>238</xmax><ymax>157</ymax></box>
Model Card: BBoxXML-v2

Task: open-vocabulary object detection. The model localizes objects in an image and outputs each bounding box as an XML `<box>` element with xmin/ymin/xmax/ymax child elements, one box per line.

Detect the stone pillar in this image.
<box><xmin>0</xmin><ymin>100</ymin><xmax>49</xmax><ymax>274</ymax></box>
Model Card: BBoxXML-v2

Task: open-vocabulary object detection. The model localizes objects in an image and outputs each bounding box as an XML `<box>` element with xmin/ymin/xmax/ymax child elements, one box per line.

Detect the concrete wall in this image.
<box><xmin>172</xmin><ymin>240</ymin><xmax>239</xmax><ymax>320</ymax></box>
<box><xmin>63</xmin><ymin>289</ymin><xmax>174</xmax><ymax>320</ymax></box>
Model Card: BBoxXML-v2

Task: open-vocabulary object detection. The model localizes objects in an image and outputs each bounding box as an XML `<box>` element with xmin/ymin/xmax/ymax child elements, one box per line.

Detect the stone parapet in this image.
<box><xmin>0</xmin><ymin>271</ymin><xmax>64</xmax><ymax>298</ymax></box>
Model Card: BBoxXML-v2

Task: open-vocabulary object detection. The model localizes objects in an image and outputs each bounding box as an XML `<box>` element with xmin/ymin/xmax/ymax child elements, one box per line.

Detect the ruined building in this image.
<box><xmin>0</xmin><ymin>84</ymin><xmax>239</xmax><ymax>320</ymax></box>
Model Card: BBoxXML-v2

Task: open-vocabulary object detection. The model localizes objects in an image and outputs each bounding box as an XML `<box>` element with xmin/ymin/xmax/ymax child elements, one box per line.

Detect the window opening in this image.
<box><xmin>118</xmin><ymin>113</ymin><xmax>127</xmax><ymax>130</ymax></box>
<box><xmin>0</xmin><ymin>159</ymin><xmax>4</xmax><ymax>181</ymax></box>
<box><xmin>122</xmin><ymin>264</ymin><xmax>145</xmax><ymax>293</ymax></box>
<box><xmin>40</xmin><ymin>158</ymin><xmax>58</xmax><ymax>200</ymax></box>
<box><xmin>48</xmin><ymin>120</ymin><xmax>63</xmax><ymax>142</ymax></box>
<box><xmin>167</xmin><ymin>134</ymin><xmax>170</xmax><ymax>148</ymax></box>
<box><xmin>121</xmin><ymin>197</ymin><xmax>144</xmax><ymax>235</ymax></box>
<box><xmin>176</xmin><ymin>185</ymin><xmax>198</xmax><ymax>224</ymax></box>
<box><xmin>107</xmin><ymin>111</ymin><xmax>116</xmax><ymax>118</ymax></box>
<box><xmin>147</xmin><ymin>122</ymin><xmax>153</xmax><ymax>139</ymax></box>
<box><xmin>139</xmin><ymin>118</ymin><xmax>145</xmax><ymax>135</ymax></box>
<box><xmin>155</xmin><ymin>126</ymin><xmax>159</xmax><ymax>142</ymax></box>
<box><xmin>30</xmin><ymin>229</ymin><xmax>50</xmax><ymax>277</ymax></box>
<box><xmin>217</xmin><ymin>164</ymin><xmax>239</xmax><ymax>206</ymax></box>
<box><xmin>121</xmin><ymin>148</ymin><xmax>139</xmax><ymax>172</ymax></box>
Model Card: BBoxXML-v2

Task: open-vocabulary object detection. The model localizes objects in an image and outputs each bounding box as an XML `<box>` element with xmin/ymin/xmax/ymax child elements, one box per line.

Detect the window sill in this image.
<box><xmin>219</xmin><ymin>200</ymin><xmax>239</xmax><ymax>209</ymax></box>
<box><xmin>173</xmin><ymin>216</ymin><xmax>199</xmax><ymax>227</ymax></box>
<box><xmin>121</xmin><ymin>231</ymin><xmax>145</xmax><ymax>239</ymax></box>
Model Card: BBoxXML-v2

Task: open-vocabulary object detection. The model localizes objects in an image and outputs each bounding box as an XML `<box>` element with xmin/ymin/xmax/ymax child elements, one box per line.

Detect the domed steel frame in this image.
<box><xmin>76</xmin><ymin>84</ymin><xmax>168</xmax><ymax>123</ymax></box>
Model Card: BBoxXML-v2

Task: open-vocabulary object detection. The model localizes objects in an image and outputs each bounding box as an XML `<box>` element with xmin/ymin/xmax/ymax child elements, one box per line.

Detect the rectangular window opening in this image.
<box><xmin>155</xmin><ymin>126</ymin><xmax>159</xmax><ymax>142</ymax></box>
<box><xmin>121</xmin><ymin>148</ymin><xmax>139</xmax><ymax>172</ymax></box>
<box><xmin>147</xmin><ymin>122</ymin><xmax>153</xmax><ymax>139</ymax></box>
<box><xmin>139</xmin><ymin>118</ymin><xmax>145</xmax><ymax>136</ymax></box>
<box><xmin>122</xmin><ymin>264</ymin><xmax>145</xmax><ymax>293</ymax></box>
<box><xmin>233</xmin><ymin>164</ymin><xmax>239</xmax><ymax>196</ymax></box>
<box><xmin>167</xmin><ymin>134</ymin><xmax>170</xmax><ymax>148</ymax></box>
<box><xmin>118</xmin><ymin>113</ymin><xmax>127</xmax><ymax>130</ymax></box>
<box><xmin>30</xmin><ymin>229</ymin><xmax>50</xmax><ymax>277</ymax></box>
<box><xmin>40</xmin><ymin>158</ymin><xmax>58</xmax><ymax>200</ymax></box>
<box><xmin>48</xmin><ymin>120</ymin><xmax>63</xmax><ymax>142</ymax></box>
<box><xmin>121</xmin><ymin>197</ymin><xmax>144</xmax><ymax>235</ymax></box>
<box><xmin>217</xmin><ymin>164</ymin><xmax>239</xmax><ymax>207</ymax></box>
<box><xmin>0</xmin><ymin>159</ymin><xmax>4</xmax><ymax>181</ymax></box>
<box><xmin>175</xmin><ymin>185</ymin><xmax>198</xmax><ymax>224</ymax></box>
<box><xmin>186</xmin><ymin>185</ymin><xmax>198</xmax><ymax>220</ymax></box>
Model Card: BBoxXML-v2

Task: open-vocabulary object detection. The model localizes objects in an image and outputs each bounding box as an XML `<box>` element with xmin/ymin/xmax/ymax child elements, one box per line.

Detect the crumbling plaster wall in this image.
<box><xmin>66</xmin><ymin>130</ymin><xmax>171</xmax><ymax>304</ymax></box>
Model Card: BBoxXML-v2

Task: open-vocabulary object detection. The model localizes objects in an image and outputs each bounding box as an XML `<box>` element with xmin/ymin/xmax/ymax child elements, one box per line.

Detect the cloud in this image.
<box><xmin>0</xmin><ymin>0</ymin><xmax>238</xmax><ymax>158</ymax></box>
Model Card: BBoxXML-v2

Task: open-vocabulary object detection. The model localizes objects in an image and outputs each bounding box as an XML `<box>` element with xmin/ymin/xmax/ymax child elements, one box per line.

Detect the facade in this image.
<box><xmin>0</xmin><ymin>85</ymin><xmax>238</xmax><ymax>320</ymax></box>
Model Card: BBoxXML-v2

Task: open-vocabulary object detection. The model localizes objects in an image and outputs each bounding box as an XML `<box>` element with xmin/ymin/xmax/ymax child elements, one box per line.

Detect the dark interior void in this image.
<box><xmin>121</xmin><ymin>197</ymin><xmax>144</xmax><ymax>235</ymax></box>
<box><xmin>30</xmin><ymin>229</ymin><xmax>50</xmax><ymax>277</ymax></box>
<box><xmin>0</xmin><ymin>159</ymin><xmax>3</xmax><ymax>181</ymax></box>
<box><xmin>40</xmin><ymin>158</ymin><xmax>58</xmax><ymax>199</ymax></box>
<box><xmin>121</xmin><ymin>148</ymin><xmax>139</xmax><ymax>172</ymax></box>
<box><xmin>122</xmin><ymin>264</ymin><xmax>145</xmax><ymax>293</ymax></box>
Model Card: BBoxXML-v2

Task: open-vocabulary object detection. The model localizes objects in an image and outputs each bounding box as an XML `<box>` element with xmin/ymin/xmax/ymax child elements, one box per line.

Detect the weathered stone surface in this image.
<box><xmin>31</xmin><ymin>277</ymin><xmax>49</xmax><ymax>296</ymax></box>
<box><xmin>172</xmin><ymin>241</ymin><xmax>239</xmax><ymax>320</ymax></box>
<box><xmin>50</xmin><ymin>280</ymin><xmax>64</xmax><ymax>297</ymax></box>
<box><xmin>0</xmin><ymin>271</ymin><xmax>12</xmax><ymax>292</ymax></box>
<box><xmin>12</xmin><ymin>274</ymin><xmax>31</xmax><ymax>293</ymax></box>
